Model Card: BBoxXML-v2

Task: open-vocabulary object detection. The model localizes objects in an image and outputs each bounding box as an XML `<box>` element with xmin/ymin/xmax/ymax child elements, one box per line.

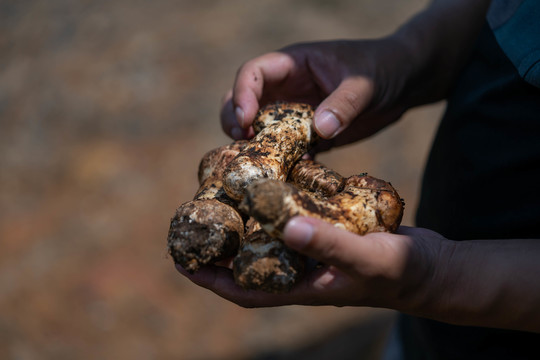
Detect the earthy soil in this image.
<box><xmin>0</xmin><ymin>0</ymin><xmax>443</xmax><ymax>359</ymax></box>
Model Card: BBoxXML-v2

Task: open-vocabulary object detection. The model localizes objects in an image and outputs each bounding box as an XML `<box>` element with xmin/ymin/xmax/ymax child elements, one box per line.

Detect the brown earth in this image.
<box><xmin>0</xmin><ymin>0</ymin><xmax>443</xmax><ymax>359</ymax></box>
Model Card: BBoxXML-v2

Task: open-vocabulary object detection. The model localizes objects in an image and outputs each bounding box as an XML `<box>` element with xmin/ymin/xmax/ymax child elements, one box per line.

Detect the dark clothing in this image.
<box><xmin>416</xmin><ymin>25</ymin><xmax>540</xmax><ymax>241</ymax></box>
<box><xmin>399</xmin><ymin>1</ymin><xmax>540</xmax><ymax>358</ymax></box>
<box><xmin>487</xmin><ymin>0</ymin><xmax>540</xmax><ymax>88</ymax></box>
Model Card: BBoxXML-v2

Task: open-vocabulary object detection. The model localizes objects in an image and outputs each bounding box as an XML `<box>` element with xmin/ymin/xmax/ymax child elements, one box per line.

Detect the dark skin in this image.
<box><xmin>220</xmin><ymin>40</ymin><xmax>407</xmax><ymax>152</ymax></box>
<box><xmin>179</xmin><ymin>0</ymin><xmax>540</xmax><ymax>333</ymax></box>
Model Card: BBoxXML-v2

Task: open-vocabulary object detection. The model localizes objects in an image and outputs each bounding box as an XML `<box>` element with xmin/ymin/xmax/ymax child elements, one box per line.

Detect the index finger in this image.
<box><xmin>232</xmin><ymin>52</ymin><xmax>296</xmax><ymax>129</ymax></box>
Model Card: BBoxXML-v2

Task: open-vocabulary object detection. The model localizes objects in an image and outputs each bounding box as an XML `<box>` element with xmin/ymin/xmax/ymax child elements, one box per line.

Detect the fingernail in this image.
<box><xmin>235</xmin><ymin>106</ymin><xmax>245</xmax><ymax>128</ymax></box>
<box><xmin>315</xmin><ymin>111</ymin><xmax>341</xmax><ymax>138</ymax></box>
<box><xmin>231</xmin><ymin>126</ymin><xmax>243</xmax><ymax>140</ymax></box>
<box><xmin>283</xmin><ymin>217</ymin><xmax>314</xmax><ymax>250</ymax></box>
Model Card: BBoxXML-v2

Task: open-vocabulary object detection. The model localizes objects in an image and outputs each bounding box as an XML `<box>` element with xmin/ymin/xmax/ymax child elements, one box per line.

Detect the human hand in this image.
<box><xmin>176</xmin><ymin>217</ymin><xmax>444</xmax><ymax>310</ymax></box>
<box><xmin>220</xmin><ymin>38</ymin><xmax>417</xmax><ymax>152</ymax></box>
<box><xmin>176</xmin><ymin>215</ymin><xmax>540</xmax><ymax>332</ymax></box>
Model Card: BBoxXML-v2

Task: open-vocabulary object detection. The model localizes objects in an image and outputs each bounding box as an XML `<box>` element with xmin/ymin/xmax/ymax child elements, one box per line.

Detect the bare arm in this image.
<box><xmin>393</xmin><ymin>0</ymin><xmax>492</xmax><ymax>106</ymax></box>
<box><xmin>417</xmin><ymin>235</ymin><xmax>540</xmax><ymax>332</ymax></box>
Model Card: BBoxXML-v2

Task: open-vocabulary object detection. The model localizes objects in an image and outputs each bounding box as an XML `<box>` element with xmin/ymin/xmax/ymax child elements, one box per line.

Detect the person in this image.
<box><xmin>177</xmin><ymin>0</ymin><xmax>540</xmax><ymax>358</ymax></box>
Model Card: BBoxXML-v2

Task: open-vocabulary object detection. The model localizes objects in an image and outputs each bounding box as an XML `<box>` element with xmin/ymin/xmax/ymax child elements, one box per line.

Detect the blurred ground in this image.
<box><xmin>0</xmin><ymin>0</ymin><xmax>443</xmax><ymax>359</ymax></box>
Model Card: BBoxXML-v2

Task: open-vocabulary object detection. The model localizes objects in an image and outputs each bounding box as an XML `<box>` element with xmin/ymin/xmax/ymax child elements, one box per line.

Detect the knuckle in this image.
<box><xmin>338</xmin><ymin>87</ymin><xmax>364</xmax><ymax>118</ymax></box>
<box><xmin>310</xmin><ymin>225</ymin><xmax>358</xmax><ymax>273</ymax></box>
<box><xmin>236</xmin><ymin>57</ymin><xmax>262</xmax><ymax>81</ymax></box>
<box><xmin>236</xmin><ymin>59</ymin><xmax>254</xmax><ymax>76</ymax></box>
<box><xmin>312</xmin><ymin>232</ymin><xmax>341</xmax><ymax>260</ymax></box>
<box><xmin>332</xmin><ymin>77</ymin><xmax>374</xmax><ymax>122</ymax></box>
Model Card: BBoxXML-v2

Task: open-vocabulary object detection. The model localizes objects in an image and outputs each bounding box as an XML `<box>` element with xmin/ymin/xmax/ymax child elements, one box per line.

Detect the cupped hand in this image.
<box><xmin>220</xmin><ymin>38</ymin><xmax>416</xmax><ymax>151</ymax></box>
<box><xmin>176</xmin><ymin>217</ymin><xmax>446</xmax><ymax>310</ymax></box>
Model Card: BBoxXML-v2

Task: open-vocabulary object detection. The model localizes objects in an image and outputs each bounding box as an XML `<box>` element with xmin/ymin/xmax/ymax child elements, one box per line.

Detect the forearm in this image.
<box><xmin>410</xmin><ymin>237</ymin><xmax>540</xmax><ymax>333</ymax></box>
<box><xmin>392</xmin><ymin>0</ymin><xmax>491</xmax><ymax>106</ymax></box>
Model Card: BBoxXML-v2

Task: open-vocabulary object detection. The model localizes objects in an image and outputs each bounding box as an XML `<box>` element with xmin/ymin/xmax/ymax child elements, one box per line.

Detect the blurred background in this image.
<box><xmin>0</xmin><ymin>0</ymin><xmax>445</xmax><ymax>359</ymax></box>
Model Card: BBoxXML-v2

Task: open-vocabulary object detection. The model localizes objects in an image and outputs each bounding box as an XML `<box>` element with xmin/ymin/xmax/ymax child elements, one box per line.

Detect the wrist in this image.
<box><xmin>378</xmin><ymin>32</ymin><xmax>427</xmax><ymax>110</ymax></box>
<box><xmin>409</xmin><ymin>237</ymin><xmax>461</xmax><ymax>321</ymax></box>
<box><xmin>388</xmin><ymin>0</ymin><xmax>491</xmax><ymax>106</ymax></box>
<box><xmin>379</xmin><ymin>230</ymin><xmax>455</xmax><ymax>319</ymax></box>
<box><xmin>358</xmin><ymin>230</ymin><xmax>448</xmax><ymax>315</ymax></box>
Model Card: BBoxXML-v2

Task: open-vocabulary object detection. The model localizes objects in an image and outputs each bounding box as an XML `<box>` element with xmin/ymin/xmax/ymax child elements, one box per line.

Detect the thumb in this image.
<box><xmin>283</xmin><ymin>216</ymin><xmax>384</xmax><ymax>276</ymax></box>
<box><xmin>313</xmin><ymin>76</ymin><xmax>373</xmax><ymax>139</ymax></box>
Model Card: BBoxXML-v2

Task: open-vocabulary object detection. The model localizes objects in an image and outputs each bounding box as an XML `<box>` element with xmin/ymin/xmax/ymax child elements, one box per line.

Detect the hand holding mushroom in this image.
<box><xmin>168</xmin><ymin>103</ymin><xmax>404</xmax><ymax>294</ymax></box>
